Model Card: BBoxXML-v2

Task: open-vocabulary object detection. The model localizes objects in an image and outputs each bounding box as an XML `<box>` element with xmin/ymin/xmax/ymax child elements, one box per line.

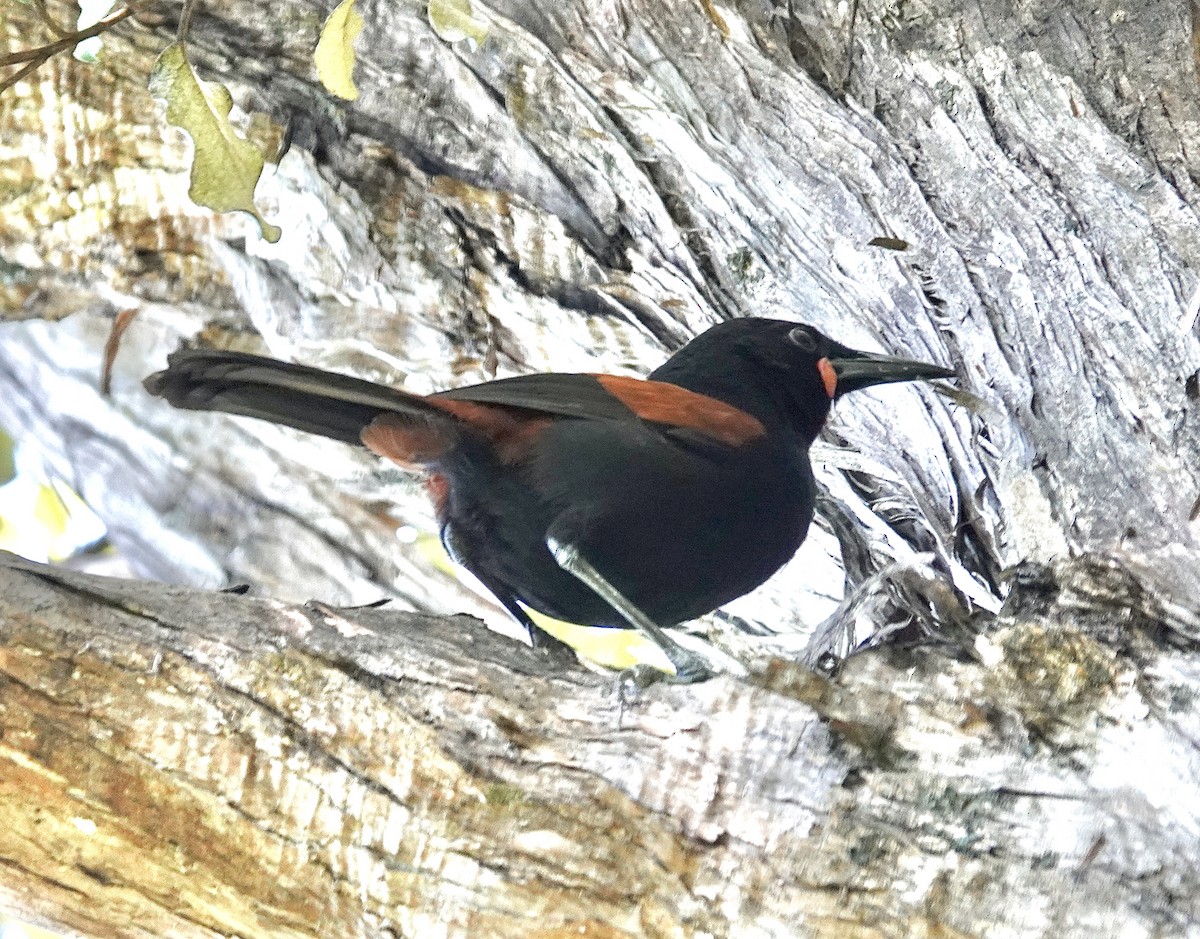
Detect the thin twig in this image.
<box><xmin>100</xmin><ymin>308</ymin><xmax>141</xmax><ymax>397</ymax></box>
<box><xmin>0</xmin><ymin>56</ymin><xmax>53</xmax><ymax>94</ymax></box>
<box><xmin>177</xmin><ymin>0</ymin><xmax>200</xmax><ymax>43</ymax></box>
<box><xmin>32</xmin><ymin>0</ymin><xmax>73</xmax><ymax>39</ymax></box>
<box><xmin>0</xmin><ymin>0</ymin><xmax>159</xmax><ymax>94</ymax></box>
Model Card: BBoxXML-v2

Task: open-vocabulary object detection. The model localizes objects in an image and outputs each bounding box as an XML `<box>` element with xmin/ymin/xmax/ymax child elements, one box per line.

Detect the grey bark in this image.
<box><xmin>2</xmin><ymin>0</ymin><xmax>1200</xmax><ymax>934</ymax></box>
<box><xmin>4</xmin><ymin>0</ymin><xmax>1199</xmax><ymax>639</ymax></box>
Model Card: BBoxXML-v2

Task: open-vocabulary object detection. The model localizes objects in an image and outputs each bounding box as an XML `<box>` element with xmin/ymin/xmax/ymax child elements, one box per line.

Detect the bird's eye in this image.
<box><xmin>788</xmin><ymin>327</ymin><xmax>817</xmax><ymax>353</ymax></box>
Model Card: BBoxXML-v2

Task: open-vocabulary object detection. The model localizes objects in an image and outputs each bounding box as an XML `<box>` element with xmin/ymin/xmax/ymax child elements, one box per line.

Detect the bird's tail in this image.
<box><xmin>144</xmin><ymin>349</ymin><xmax>456</xmax><ymax>446</ymax></box>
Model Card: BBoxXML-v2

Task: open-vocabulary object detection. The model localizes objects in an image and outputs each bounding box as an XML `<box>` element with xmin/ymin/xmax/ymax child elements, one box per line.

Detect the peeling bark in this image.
<box><xmin>5</xmin><ymin>0</ymin><xmax>1200</xmax><ymax>628</ymax></box>
<box><xmin>3</xmin><ymin>0</ymin><xmax>1200</xmax><ymax>933</ymax></box>
<box><xmin>1</xmin><ymin>555</ymin><xmax>1198</xmax><ymax>938</ymax></box>
<box><xmin>4</xmin><ymin>0</ymin><xmax>1199</xmax><ymax>635</ymax></box>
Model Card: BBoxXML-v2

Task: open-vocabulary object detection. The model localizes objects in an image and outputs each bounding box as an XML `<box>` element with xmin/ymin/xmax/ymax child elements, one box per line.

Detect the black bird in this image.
<box><xmin>145</xmin><ymin>318</ymin><xmax>954</xmax><ymax>681</ymax></box>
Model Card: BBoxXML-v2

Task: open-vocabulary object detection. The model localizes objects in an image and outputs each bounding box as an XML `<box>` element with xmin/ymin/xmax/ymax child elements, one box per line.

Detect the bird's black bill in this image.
<box><xmin>826</xmin><ymin>348</ymin><xmax>955</xmax><ymax>396</ymax></box>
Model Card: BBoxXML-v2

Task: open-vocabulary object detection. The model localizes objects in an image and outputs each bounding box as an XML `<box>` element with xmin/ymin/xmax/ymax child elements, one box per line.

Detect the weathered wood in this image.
<box><xmin>3</xmin><ymin>0</ymin><xmax>1200</xmax><ymax>933</ymax></box>
<box><xmin>5</xmin><ymin>0</ymin><xmax>1199</xmax><ymax>637</ymax></box>
<box><xmin>1</xmin><ymin>554</ymin><xmax>1198</xmax><ymax>938</ymax></box>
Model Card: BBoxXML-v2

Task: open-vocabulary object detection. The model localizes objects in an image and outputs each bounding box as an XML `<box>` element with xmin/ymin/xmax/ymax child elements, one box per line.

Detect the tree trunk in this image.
<box><xmin>2</xmin><ymin>0</ymin><xmax>1200</xmax><ymax>934</ymax></box>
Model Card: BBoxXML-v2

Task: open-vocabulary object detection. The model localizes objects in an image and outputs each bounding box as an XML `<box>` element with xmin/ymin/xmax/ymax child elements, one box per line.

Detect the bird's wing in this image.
<box><xmin>433</xmin><ymin>373</ymin><xmax>765</xmax><ymax>448</ymax></box>
<box><xmin>432</xmin><ymin>373</ymin><xmax>637</xmax><ymax>421</ymax></box>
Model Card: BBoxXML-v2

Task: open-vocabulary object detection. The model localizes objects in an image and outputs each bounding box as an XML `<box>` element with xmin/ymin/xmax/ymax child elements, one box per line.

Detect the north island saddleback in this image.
<box><xmin>145</xmin><ymin>318</ymin><xmax>955</xmax><ymax>682</ymax></box>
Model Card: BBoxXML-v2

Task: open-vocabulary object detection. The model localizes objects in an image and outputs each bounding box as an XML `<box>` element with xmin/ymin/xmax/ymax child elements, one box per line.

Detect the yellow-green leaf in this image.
<box><xmin>0</xmin><ymin>428</ymin><xmax>14</xmax><ymax>487</ymax></box>
<box><xmin>44</xmin><ymin>480</ymin><xmax>105</xmax><ymax>561</ymax></box>
<box><xmin>32</xmin><ymin>483</ymin><xmax>71</xmax><ymax>545</ymax></box>
<box><xmin>428</xmin><ymin>0</ymin><xmax>488</xmax><ymax>46</ymax></box>
<box><xmin>0</xmin><ymin>472</ymin><xmax>107</xmax><ymax>564</ymax></box>
<box><xmin>315</xmin><ymin>0</ymin><xmax>363</xmax><ymax>101</ymax></box>
<box><xmin>148</xmin><ymin>43</ymin><xmax>282</xmax><ymax>242</ymax></box>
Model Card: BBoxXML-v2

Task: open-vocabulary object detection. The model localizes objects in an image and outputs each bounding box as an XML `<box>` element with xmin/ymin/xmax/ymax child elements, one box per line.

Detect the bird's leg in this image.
<box><xmin>544</xmin><ymin>531</ymin><xmax>713</xmax><ymax>684</ymax></box>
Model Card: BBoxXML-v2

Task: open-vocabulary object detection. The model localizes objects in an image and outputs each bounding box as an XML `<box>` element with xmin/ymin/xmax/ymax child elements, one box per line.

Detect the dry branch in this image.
<box><xmin>2</xmin><ymin>554</ymin><xmax>1199</xmax><ymax>937</ymax></box>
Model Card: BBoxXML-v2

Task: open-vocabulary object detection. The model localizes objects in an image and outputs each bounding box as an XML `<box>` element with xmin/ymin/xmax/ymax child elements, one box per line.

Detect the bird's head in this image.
<box><xmin>652</xmin><ymin>318</ymin><xmax>956</xmax><ymax>443</ymax></box>
<box><xmin>782</xmin><ymin>322</ymin><xmax>956</xmax><ymax>398</ymax></box>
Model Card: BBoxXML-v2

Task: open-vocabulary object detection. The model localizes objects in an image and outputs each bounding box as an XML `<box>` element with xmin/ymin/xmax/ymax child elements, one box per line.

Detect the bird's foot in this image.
<box><xmin>613</xmin><ymin>650</ymin><xmax>715</xmax><ymax>716</ymax></box>
<box><xmin>666</xmin><ymin>646</ymin><xmax>715</xmax><ymax>684</ymax></box>
<box><xmin>617</xmin><ymin>664</ymin><xmax>669</xmax><ymax>696</ymax></box>
<box><xmin>304</xmin><ymin>597</ymin><xmax>392</xmax><ymax>613</ymax></box>
<box><xmin>617</xmin><ymin>646</ymin><xmax>714</xmax><ymax>694</ymax></box>
<box><xmin>341</xmin><ymin>597</ymin><xmax>393</xmax><ymax>611</ymax></box>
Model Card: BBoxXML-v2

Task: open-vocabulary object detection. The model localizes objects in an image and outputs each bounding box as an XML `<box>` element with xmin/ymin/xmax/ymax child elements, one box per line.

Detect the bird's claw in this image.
<box><xmin>618</xmin><ymin>664</ymin><xmax>669</xmax><ymax>693</ymax></box>
<box><xmin>613</xmin><ymin>652</ymin><xmax>715</xmax><ymax>718</ymax></box>
<box><xmin>667</xmin><ymin>648</ymin><xmax>715</xmax><ymax>684</ymax></box>
<box><xmin>616</xmin><ymin>648</ymin><xmax>714</xmax><ymax>696</ymax></box>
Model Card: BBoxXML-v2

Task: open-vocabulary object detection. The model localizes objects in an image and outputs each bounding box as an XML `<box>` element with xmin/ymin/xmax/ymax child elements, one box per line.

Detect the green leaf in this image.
<box><xmin>428</xmin><ymin>0</ymin><xmax>488</xmax><ymax>47</ymax></box>
<box><xmin>315</xmin><ymin>0</ymin><xmax>363</xmax><ymax>101</ymax></box>
<box><xmin>148</xmin><ymin>43</ymin><xmax>282</xmax><ymax>242</ymax></box>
